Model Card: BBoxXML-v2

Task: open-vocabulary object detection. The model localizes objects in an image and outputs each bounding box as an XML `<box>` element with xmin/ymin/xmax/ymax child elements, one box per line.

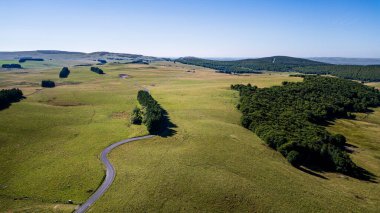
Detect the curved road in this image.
<box><xmin>75</xmin><ymin>135</ymin><xmax>155</xmax><ymax>213</ymax></box>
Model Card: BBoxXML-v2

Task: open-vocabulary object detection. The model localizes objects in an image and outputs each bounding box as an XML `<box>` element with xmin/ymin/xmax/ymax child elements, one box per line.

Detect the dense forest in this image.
<box><xmin>90</xmin><ymin>67</ymin><xmax>105</xmax><ymax>74</ymax></box>
<box><xmin>41</xmin><ymin>80</ymin><xmax>55</xmax><ymax>88</ymax></box>
<box><xmin>232</xmin><ymin>76</ymin><xmax>380</xmax><ymax>178</ymax></box>
<box><xmin>1</xmin><ymin>64</ymin><xmax>22</xmax><ymax>69</ymax></box>
<box><xmin>294</xmin><ymin>65</ymin><xmax>380</xmax><ymax>82</ymax></box>
<box><xmin>176</xmin><ymin>56</ymin><xmax>326</xmax><ymax>73</ymax></box>
<box><xmin>59</xmin><ymin>67</ymin><xmax>70</xmax><ymax>78</ymax></box>
<box><xmin>176</xmin><ymin>56</ymin><xmax>380</xmax><ymax>81</ymax></box>
<box><xmin>0</xmin><ymin>88</ymin><xmax>24</xmax><ymax>109</ymax></box>
<box><xmin>136</xmin><ymin>90</ymin><xmax>165</xmax><ymax>133</ymax></box>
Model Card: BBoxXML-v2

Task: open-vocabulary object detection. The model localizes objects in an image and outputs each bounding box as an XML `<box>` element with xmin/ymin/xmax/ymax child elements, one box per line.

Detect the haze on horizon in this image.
<box><xmin>1</xmin><ymin>0</ymin><xmax>379</xmax><ymax>58</ymax></box>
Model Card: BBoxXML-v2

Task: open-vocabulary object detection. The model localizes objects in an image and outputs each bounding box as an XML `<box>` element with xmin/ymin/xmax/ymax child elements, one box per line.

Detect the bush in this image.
<box><xmin>90</xmin><ymin>67</ymin><xmax>104</xmax><ymax>74</ymax></box>
<box><xmin>59</xmin><ymin>67</ymin><xmax>70</xmax><ymax>78</ymax></box>
<box><xmin>332</xmin><ymin>134</ymin><xmax>346</xmax><ymax>147</ymax></box>
<box><xmin>41</xmin><ymin>80</ymin><xmax>55</xmax><ymax>88</ymax></box>
<box><xmin>287</xmin><ymin>150</ymin><xmax>301</xmax><ymax>165</ymax></box>
<box><xmin>0</xmin><ymin>88</ymin><xmax>23</xmax><ymax>109</ymax></box>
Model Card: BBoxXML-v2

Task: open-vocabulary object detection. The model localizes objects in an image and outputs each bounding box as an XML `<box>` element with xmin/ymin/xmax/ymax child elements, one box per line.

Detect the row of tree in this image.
<box><xmin>19</xmin><ymin>57</ymin><xmax>44</xmax><ymax>63</ymax></box>
<box><xmin>135</xmin><ymin>90</ymin><xmax>165</xmax><ymax>133</ymax></box>
<box><xmin>59</xmin><ymin>67</ymin><xmax>70</xmax><ymax>78</ymax></box>
<box><xmin>91</xmin><ymin>67</ymin><xmax>105</xmax><ymax>74</ymax></box>
<box><xmin>0</xmin><ymin>88</ymin><xmax>24</xmax><ymax>109</ymax></box>
<box><xmin>1</xmin><ymin>64</ymin><xmax>22</xmax><ymax>69</ymax></box>
<box><xmin>232</xmin><ymin>76</ymin><xmax>380</xmax><ymax>177</ymax></box>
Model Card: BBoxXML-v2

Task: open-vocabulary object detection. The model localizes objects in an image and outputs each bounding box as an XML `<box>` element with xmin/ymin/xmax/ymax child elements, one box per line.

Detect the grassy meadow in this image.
<box><xmin>0</xmin><ymin>62</ymin><xmax>379</xmax><ymax>212</ymax></box>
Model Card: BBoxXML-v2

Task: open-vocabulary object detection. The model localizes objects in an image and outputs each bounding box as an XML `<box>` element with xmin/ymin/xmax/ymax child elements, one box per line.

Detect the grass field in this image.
<box><xmin>1</xmin><ymin>62</ymin><xmax>379</xmax><ymax>212</ymax></box>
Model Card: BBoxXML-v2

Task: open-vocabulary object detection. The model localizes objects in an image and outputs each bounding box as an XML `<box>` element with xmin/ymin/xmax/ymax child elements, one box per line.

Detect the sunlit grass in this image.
<box><xmin>1</xmin><ymin>62</ymin><xmax>379</xmax><ymax>212</ymax></box>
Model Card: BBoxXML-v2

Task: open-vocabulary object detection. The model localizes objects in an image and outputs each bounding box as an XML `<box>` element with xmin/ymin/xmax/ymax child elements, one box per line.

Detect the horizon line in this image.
<box><xmin>1</xmin><ymin>49</ymin><xmax>380</xmax><ymax>59</ymax></box>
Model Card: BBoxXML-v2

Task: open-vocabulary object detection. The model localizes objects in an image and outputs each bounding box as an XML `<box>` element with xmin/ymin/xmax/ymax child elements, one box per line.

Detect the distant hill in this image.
<box><xmin>0</xmin><ymin>50</ymin><xmax>159</xmax><ymax>63</ymax></box>
<box><xmin>176</xmin><ymin>56</ymin><xmax>380</xmax><ymax>82</ymax></box>
<box><xmin>176</xmin><ymin>56</ymin><xmax>328</xmax><ymax>73</ymax></box>
<box><xmin>309</xmin><ymin>57</ymin><xmax>380</xmax><ymax>65</ymax></box>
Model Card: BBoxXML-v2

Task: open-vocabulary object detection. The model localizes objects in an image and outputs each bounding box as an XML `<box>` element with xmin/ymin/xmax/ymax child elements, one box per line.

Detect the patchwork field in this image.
<box><xmin>1</xmin><ymin>62</ymin><xmax>379</xmax><ymax>212</ymax></box>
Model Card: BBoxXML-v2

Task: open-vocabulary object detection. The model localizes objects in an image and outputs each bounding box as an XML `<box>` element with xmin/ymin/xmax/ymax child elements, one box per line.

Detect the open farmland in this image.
<box><xmin>0</xmin><ymin>62</ymin><xmax>379</xmax><ymax>212</ymax></box>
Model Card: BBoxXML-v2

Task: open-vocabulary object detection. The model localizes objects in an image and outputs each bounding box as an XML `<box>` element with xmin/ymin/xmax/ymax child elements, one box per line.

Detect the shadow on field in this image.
<box><xmin>353</xmin><ymin>167</ymin><xmax>377</xmax><ymax>183</ymax></box>
<box><xmin>156</xmin><ymin>108</ymin><xmax>177</xmax><ymax>138</ymax></box>
<box><xmin>0</xmin><ymin>96</ymin><xmax>25</xmax><ymax>111</ymax></box>
<box><xmin>298</xmin><ymin>160</ymin><xmax>377</xmax><ymax>182</ymax></box>
<box><xmin>311</xmin><ymin>116</ymin><xmax>378</xmax><ymax>182</ymax></box>
<box><xmin>298</xmin><ymin>166</ymin><xmax>328</xmax><ymax>180</ymax></box>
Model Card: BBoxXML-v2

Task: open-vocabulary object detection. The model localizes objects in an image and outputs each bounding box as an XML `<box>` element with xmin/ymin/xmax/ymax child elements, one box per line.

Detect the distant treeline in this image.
<box><xmin>41</xmin><ymin>80</ymin><xmax>55</xmax><ymax>88</ymax></box>
<box><xmin>59</xmin><ymin>67</ymin><xmax>70</xmax><ymax>78</ymax></box>
<box><xmin>176</xmin><ymin>56</ymin><xmax>380</xmax><ymax>81</ymax></box>
<box><xmin>232</xmin><ymin>76</ymin><xmax>380</xmax><ymax>178</ymax></box>
<box><xmin>1</xmin><ymin>64</ymin><xmax>22</xmax><ymax>69</ymax></box>
<box><xmin>130</xmin><ymin>59</ymin><xmax>149</xmax><ymax>65</ymax></box>
<box><xmin>136</xmin><ymin>90</ymin><xmax>165</xmax><ymax>133</ymax></box>
<box><xmin>176</xmin><ymin>56</ymin><xmax>325</xmax><ymax>74</ymax></box>
<box><xmin>90</xmin><ymin>67</ymin><xmax>105</xmax><ymax>74</ymax></box>
<box><xmin>0</xmin><ymin>88</ymin><xmax>24</xmax><ymax>109</ymax></box>
<box><xmin>19</xmin><ymin>57</ymin><xmax>44</xmax><ymax>63</ymax></box>
<box><xmin>294</xmin><ymin>65</ymin><xmax>380</xmax><ymax>82</ymax></box>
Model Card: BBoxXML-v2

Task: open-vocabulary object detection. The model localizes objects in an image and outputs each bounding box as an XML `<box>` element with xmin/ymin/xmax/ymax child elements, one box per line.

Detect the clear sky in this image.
<box><xmin>1</xmin><ymin>0</ymin><xmax>379</xmax><ymax>57</ymax></box>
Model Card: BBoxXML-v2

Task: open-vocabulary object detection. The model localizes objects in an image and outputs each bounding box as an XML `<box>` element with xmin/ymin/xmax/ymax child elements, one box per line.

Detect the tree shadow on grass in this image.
<box><xmin>298</xmin><ymin>160</ymin><xmax>377</xmax><ymax>182</ymax></box>
<box><xmin>351</xmin><ymin>166</ymin><xmax>378</xmax><ymax>183</ymax></box>
<box><xmin>344</xmin><ymin>143</ymin><xmax>358</xmax><ymax>154</ymax></box>
<box><xmin>307</xmin><ymin>113</ymin><xmax>377</xmax><ymax>182</ymax></box>
<box><xmin>155</xmin><ymin>108</ymin><xmax>177</xmax><ymax>138</ymax></box>
<box><xmin>297</xmin><ymin>166</ymin><xmax>328</xmax><ymax>180</ymax></box>
<box><xmin>0</xmin><ymin>96</ymin><xmax>25</xmax><ymax>111</ymax></box>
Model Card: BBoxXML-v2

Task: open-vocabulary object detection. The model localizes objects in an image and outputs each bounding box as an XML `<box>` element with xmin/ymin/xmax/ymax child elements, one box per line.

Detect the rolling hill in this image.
<box><xmin>176</xmin><ymin>56</ymin><xmax>380</xmax><ymax>82</ymax></box>
<box><xmin>0</xmin><ymin>50</ymin><xmax>159</xmax><ymax>69</ymax></box>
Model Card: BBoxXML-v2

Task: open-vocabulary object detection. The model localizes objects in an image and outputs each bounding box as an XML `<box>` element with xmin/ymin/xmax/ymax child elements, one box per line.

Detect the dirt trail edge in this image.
<box><xmin>75</xmin><ymin>135</ymin><xmax>155</xmax><ymax>213</ymax></box>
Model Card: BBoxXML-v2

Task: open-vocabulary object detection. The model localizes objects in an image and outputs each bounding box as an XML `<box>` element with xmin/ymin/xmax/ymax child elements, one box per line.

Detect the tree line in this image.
<box><xmin>176</xmin><ymin>56</ymin><xmax>325</xmax><ymax>74</ymax></box>
<box><xmin>91</xmin><ymin>67</ymin><xmax>105</xmax><ymax>74</ymax></box>
<box><xmin>2</xmin><ymin>64</ymin><xmax>22</xmax><ymax>69</ymax></box>
<box><xmin>294</xmin><ymin>65</ymin><xmax>380</xmax><ymax>82</ymax></box>
<box><xmin>231</xmin><ymin>76</ymin><xmax>380</xmax><ymax>178</ymax></box>
<box><xmin>133</xmin><ymin>90</ymin><xmax>165</xmax><ymax>133</ymax></box>
<box><xmin>18</xmin><ymin>57</ymin><xmax>44</xmax><ymax>63</ymax></box>
<box><xmin>0</xmin><ymin>88</ymin><xmax>24</xmax><ymax>109</ymax></box>
<box><xmin>176</xmin><ymin>57</ymin><xmax>380</xmax><ymax>81</ymax></box>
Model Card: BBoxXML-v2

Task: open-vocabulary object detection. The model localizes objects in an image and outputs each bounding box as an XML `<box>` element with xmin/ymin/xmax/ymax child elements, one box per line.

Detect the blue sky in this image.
<box><xmin>0</xmin><ymin>0</ymin><xmax>379</xmax><ymax>57</ymax></box>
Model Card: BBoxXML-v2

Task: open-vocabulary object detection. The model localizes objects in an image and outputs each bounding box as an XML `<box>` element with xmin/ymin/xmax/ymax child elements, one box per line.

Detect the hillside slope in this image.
<box><xmin>176</xmin><ymin>56</ymin><xmax>380</xmax><ymax>82</ymax></box>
